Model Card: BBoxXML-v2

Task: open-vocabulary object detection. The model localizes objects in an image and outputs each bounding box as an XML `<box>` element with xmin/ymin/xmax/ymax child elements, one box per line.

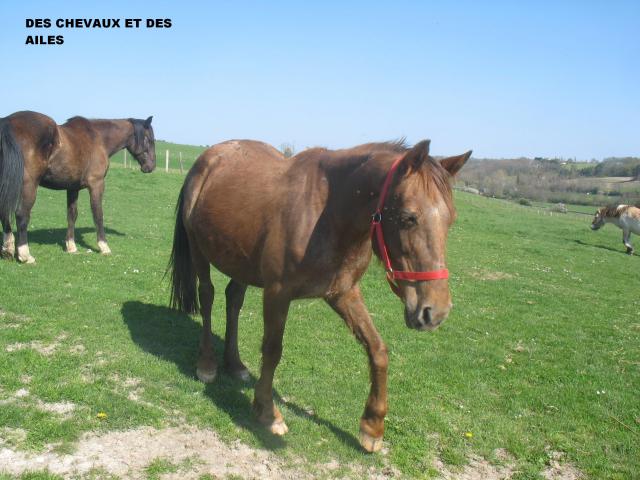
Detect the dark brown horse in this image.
<box><xmin>0</xmin><ymin>111</ymin><xmax>156</xmax><ymax>263</ymax></box>
<box><xmin>168</xmin><ymin>139</ymin><xmax>470</xmax><ymax>452</ymax></box>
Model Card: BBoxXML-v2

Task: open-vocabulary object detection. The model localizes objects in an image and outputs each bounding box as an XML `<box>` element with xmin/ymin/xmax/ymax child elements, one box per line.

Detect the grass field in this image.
<box><xmin>1</xmin><ymin>163</ymin><xmax>639</xmax><ymax>479</ymax></box>
<box><xmin>110</xmin><ymin>141</ymin><xmax>206</xmax><ymax>173</ymax></box>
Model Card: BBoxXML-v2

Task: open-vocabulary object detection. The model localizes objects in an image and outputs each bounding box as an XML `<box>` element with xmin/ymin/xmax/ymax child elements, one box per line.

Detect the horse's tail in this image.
<box><xmin>0</xmin><ymin>118</ymin><xmax>24</xmax><ymax>220</ymax></box>
<box><xmin>168</xmin><ymin>184</ymin><xmax>199</xmax><ymax>314</ymax></box>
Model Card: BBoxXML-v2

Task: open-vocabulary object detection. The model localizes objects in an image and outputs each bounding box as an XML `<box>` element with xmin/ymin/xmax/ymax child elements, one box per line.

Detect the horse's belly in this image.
<box><xmin>41</xmin><ymin>160</ymin><xmax>84</xmax><ymax>190</ymax></box>
<box><xmin>40</xmin><ymin>175</ymin><xmax>82</xmax><ymax>190</ymax></box>
<box><xmin>192</xmin><ymin>227</ymin><xmax>265</xmax><ymax>287</ymax></box>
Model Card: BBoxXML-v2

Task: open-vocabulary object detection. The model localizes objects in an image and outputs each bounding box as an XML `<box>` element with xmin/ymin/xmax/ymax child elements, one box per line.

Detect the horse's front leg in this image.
<box><xmin>65</xmin><ymin>189</ymin><xmax>79</xmax><ymax>253</ymax></box>
<box><xmin>253</xmin><ymin>287</ymin><xmax>291</xmax><ymax>435</ymax></box>
<box><xmin>326</xmin><ymin>285</ymin><xmax>388</xmax><ymax>453</ymax></box>
<box><xmin>88</xmin><ymin>180</ymin><xmax>110</xmax><ymax>254</ymax></box>
<box><xmin>623</xmin><ymin>229</ymin><xmax>633</xmax><ymax>254</ymax></box>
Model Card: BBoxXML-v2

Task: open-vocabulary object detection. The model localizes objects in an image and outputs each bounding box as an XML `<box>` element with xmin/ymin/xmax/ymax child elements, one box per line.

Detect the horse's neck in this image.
<box><xmin>90</xmin><ymin>119</ymin><xmax>133</xmax><ymax>157</ymax></box>
<box><xmin>606</xmin><ymin>215</ymin><xmax>622</xmax><ymax>226</ymax></box>
<box><xmin>323</xmin><ymin>153</ymin><xmax>397</xmax><ymax>241</ymax></box>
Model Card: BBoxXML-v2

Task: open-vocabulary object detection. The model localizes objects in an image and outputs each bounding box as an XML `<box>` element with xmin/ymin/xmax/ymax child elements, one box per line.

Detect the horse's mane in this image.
<box><xmin>319</xmin><ymin>139</ymin><xmax>455</xmax><ymax>214</ymax></box>
<box><xmin>353</xmin><ymin>139</ymin><xmax>409</xmax><ymax>154</ymax></box>
<box><xmin>358</xmin><ymin>140</ymin><xmax>454</xmax><ymax>213</ymax></box>
<box><xmin>599</xmin><ymin>205</ymin><xmax>630</xmax><ymax>218</ymax></box>
<box><xmin>128</xmin><ymin>118</ymin><xmax>149</xmax><ymax>149</ymax></box>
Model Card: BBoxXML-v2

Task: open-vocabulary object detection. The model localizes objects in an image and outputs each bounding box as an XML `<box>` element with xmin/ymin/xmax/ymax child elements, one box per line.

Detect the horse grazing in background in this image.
<box><xmin>591</xmin><ymin>204</ymin><xmax>640</xmax><ymax>254</ymax></box>
<box><xmin>168</xmin><ymin>139</ymin><xmax>471</xmax><ymax>452</ymax></box>
<box><xmin>0</xmin><ymin>111</ymin><xmax>156</xmax><ymax>263</ymax></box>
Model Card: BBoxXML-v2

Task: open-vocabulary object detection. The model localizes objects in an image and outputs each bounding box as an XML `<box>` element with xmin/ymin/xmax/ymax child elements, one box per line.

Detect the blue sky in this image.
<box><xmin>1</xmin><ymin>1</ymin><xmax>638</xmax><ymax>159</ymax></box>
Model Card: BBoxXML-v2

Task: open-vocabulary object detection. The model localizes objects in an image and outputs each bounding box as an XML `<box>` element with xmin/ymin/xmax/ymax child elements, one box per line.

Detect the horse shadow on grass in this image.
<box><xmin>121</xmin><ymin>300</ymin><xmax>361</xmax><ymax>452</ymax></box>
<box><xmin>27</xmin><ymin>227</ymin><xmax>125</xmax><ymax>251</ymax></box>
<box><xmin>572</xmin><ymin>239</ymin><xmax>634</xmax><ymax>256</ymax></box>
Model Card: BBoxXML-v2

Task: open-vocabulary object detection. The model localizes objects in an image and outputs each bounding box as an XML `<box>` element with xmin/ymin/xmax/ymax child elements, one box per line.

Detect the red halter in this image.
<box><xmin>370</xmin><ymin>156</ymin><xmax>449</xmax><ymax>297</ymax></box>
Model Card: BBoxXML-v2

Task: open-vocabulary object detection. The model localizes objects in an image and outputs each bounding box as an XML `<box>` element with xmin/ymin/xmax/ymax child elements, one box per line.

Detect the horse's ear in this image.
<box><xmin>440</xmin><ymin>150</ymin><xmax>472</xmax><ymax>177</ymax></box>
<box><xmin>401</xmin><ymin>140</ymin><xmax>431</xmax><ymax>173</ymax></box>
<box><xmin>144</xmin><ymin>116</ymin><xmax>153</xmax><ymax>128</ymax></box>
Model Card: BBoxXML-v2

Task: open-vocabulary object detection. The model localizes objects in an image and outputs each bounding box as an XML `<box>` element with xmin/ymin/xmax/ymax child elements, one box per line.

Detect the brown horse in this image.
<box><xmin>168</xmin><ymin>139</ymin><xmax>471</xmax><ymax>452</ymax></box>
<box><xmin>0</xmin><ymin>111</ymin><xmax>156</xmax><ymax>263</ymax></box>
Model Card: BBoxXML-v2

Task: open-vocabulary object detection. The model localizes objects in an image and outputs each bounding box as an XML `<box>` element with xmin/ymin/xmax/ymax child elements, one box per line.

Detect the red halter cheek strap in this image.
<box><xmin>370</xmin><ymin>156</ymin><xmax>449</xmax><ymax>297</ymax></box>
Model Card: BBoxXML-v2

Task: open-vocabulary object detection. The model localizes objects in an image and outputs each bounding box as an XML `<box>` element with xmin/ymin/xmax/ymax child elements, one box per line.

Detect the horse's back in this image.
<box><xmin>184</xmin><ymin>139</ymin><xmax>288</xmax><ymax>218</ymax></box>
<box><xmin>622</xmin><ymin>206</ymin><xmax>640</xmax><ymax>233</ymax></box>
<box><xmin>182</xmin><ymin>140</ymin><xmax>291</xmax><ymax>285</ymax></box>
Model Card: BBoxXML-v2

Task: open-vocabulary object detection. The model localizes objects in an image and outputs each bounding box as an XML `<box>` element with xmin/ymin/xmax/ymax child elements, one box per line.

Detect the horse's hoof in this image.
<box><xmin>359</xmin><ymin>431</ymin><xmax>383</xmax><ymax>453</ymax></box>
<box><xmin>98</xmin><ymin>241</ymin><xmax>111</xmax><ymax>255</ymax></box>
<box><xmin>196</xmin><ymin>367</ymin><xmax>217</xmax><ymax>384</ymax></box>
<box><xmin>228</xmin><ymin>368</ymin><xmax>251</xmax><ymax>382</ymax></box>
<box><xmin>66</xmin><ymin>240</ymin><xmax>78</xmax><ymax>254</ymax></box>
<box><xmin>2</xmin><ymin>234</ymin><xmax>15</xmax><ymax>258</ymax></box>
<box><xmin>269</xmin><ymin>420</ymin><xmax>289</xmax><ymax>436</ymax></box>
<box><xmin>18</xmin><ymin>255</ymin><xmax>36</xmax><ymax>264</ymax></box>
<box><xmin>16</xmin><ymin>246</ymin><xmax>35</xmax><ymax>264</ymax></box>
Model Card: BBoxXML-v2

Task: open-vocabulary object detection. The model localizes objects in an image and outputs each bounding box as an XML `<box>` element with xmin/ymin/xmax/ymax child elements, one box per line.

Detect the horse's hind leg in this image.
<box><xmin>224</xmin><ymin>280</ymin><xmax>250</xmax><ymax>380</ymax></box>
<box><xmin>253</xmin><ymin>289</ymin><xmax>291</xmax><ymax>435</ymax></box>
<box><xmin>65</xmin><ymin>189</ymin><xmax>79</xmax><ymax>253</ymax></box>
<box><xmin>15</xmin><ymin>182</ymin><xmax>37</xmax><ymax>264</ymax></box>
<box><xmin>192</xmin><ymin>246</ymin><xmax>218</xmax><ymax>383</ymax></box>
<box><xmin>1</xmin><ymin>215</ymin><xmax>14</xmax><ymax>259</ymax></box>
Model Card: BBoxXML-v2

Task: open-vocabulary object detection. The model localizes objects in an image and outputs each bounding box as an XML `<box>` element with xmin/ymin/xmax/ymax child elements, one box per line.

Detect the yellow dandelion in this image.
<box><xmin>464</xmin><ymin>431</ymin><xmax>473</xmax><ymax>439</ymax></box>
<box><xmin>96</xmin><ymin>412</ymin><xmax>108</xmax><ymax>420</ymax></box>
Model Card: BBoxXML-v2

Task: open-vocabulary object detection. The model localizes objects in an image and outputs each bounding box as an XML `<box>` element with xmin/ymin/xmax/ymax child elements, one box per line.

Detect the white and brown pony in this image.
<box><xmin>591</xmin><ymin>205</ymin><xmax>640</xmax><ymax>254</ymax></box>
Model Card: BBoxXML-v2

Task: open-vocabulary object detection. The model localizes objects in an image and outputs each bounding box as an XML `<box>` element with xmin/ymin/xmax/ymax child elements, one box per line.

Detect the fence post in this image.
<box><xmin>165</xmin><ymin>150</ymin><xmax>169</xmax><ymax>173</ymax></box>
<box><xmin>179</xmin><ymin>151</ymin><xmax>184</xmax><ymax>174</ymax></box>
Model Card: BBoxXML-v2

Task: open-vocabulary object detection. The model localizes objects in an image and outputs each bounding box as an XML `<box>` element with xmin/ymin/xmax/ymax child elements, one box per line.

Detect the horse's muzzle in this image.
<box><xmin>404</xmin><ymin>304</ymin><xmax>451</xmax><ymax>331</ymax></box>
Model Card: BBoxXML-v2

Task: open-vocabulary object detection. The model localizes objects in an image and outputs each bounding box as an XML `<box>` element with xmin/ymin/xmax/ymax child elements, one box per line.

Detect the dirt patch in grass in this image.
<box><xmin>36</xmin><ymin>399</ymin><xmax>77</xmax><ymax>417</ymax></box>
<box><xmin>434</xmin><ymin>449</ymin><xmax>583</xmax><ymax>480</ymax></box>
<box><xmin>0</xmin><ymin>425</ymin><xmax>399</xmax><ymax>479</ymax></box>
<box><xmin>5</xmin><ymin>333</ymin><xmax>68</xmax><ymax>356</ymax></box>
<box><xmin>0</xmin><ymin>309</ymin><xmax>32</xmax><ymax>329</ymax></box>
<box><xmin>470</xmin><ymin>270</ymin><xmax>514</xmax><ymax>281</ymax></box>
<box><xmin>434</xmin><ymin>454</ymin><xmax>514</xmax><ymax>479</ymax></box>
<box><xmin>0</xmin><ymin>424</ymin><xmax>583</xmax><ymax>479</ymax></box>
<box><xmin>542</xmin><ymin>451</ymin><xmax>584</xmax><ymax>480</ymax></box>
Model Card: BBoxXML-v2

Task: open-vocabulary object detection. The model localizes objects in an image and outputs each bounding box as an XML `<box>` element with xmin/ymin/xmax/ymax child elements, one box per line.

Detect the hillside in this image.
<box><xmin>0</xmin><ymin>161</ymin><xmax>638</xmax><ymax>478</ymax></box>
<box><xmin>459</xmin><ymin>156</ymin><xmax>640</xmax><ymax>206</ymax></box>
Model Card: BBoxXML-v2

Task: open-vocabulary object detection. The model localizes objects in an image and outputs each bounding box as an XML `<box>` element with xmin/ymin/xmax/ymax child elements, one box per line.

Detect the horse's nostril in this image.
<box><xmin>423</xmin><ymin>307</ymin><xmax>432</xmax><ymax>324</ymax></box>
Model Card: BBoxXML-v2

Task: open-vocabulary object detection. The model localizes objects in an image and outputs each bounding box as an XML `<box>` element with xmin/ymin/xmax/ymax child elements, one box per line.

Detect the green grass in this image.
<box><xmin>1</xmin><ymin>167</ymin><xmax>639</xmax><ymax>479</ymax></box>
<box><xmin>110</xmin><ymin>140</ymin><xmax>207</xmax><ymax>172</ymax></box>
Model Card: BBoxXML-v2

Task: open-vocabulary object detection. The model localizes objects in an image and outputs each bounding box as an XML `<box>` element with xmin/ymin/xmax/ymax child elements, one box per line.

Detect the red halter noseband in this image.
<box><xmin>370</xmin><ymin>156</ymin><xmax>449</xmax><ymax>297</ymax></box>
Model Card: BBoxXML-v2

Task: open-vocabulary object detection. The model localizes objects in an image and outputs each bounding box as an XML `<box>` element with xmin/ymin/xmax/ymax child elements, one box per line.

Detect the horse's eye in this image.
<box><xmin>399</xmin><ymin>211</ymin><xmax>418</xmax><ymax>228</ymax></box>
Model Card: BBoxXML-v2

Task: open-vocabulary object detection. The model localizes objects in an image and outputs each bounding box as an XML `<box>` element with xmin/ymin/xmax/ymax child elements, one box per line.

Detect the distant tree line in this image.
<box><xmin>458</xmin><ymin>156</ymin><xmax>640</xmax><ymax>206</ymax></box>
<box><xmin>578</xmin><ymin>157</ymin><xmax>640</xmax><ymax>178</ymax></box>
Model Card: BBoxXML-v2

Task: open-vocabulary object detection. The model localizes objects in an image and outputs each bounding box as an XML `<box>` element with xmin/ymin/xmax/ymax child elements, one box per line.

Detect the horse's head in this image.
<box><xmin>376</xmin><ymin>140</ymin><xmax>471</xmax><ymax>331</ymax></box>
<box><xmin>591</xmin><ymin>208</ymin><xmax>606</xmax><ymax>230</ymax></box>
<box><xmin>127</xmin><ymin>116</ymin><xmax>156</xmax><ymax>173</ymax></box>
